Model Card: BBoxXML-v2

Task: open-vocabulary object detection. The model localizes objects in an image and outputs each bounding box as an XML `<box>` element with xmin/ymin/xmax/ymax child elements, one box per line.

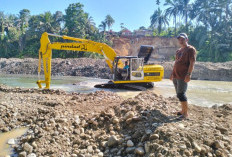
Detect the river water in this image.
<box><xmin>0</xmin><ymin>128</ymin><xmax>28</xmax><ymax>157</ymax></box>
<box><xmin>0</xmin><ymin>74</ymin><xmax>232</xmax><ymax>107</ymax></box>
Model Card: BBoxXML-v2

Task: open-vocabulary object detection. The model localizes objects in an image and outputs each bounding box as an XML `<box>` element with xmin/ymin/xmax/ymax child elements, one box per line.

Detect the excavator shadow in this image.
<box><xmin>94</xmin><ymin>82</ymin><xmax>154</xmax><ymax>91</ymax></box>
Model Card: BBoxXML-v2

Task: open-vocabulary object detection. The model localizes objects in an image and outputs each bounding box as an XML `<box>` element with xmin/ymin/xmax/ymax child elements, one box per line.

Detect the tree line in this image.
<box><xmin>151</xmin><ymin>0</ymin><xmax>232</xmax><ymax>62</ymax></box>
<box><xmin>0</xmin><ymin>3</ymin><xmax>115</xmax><ymax>59</ymax></box>
<box><xmin>1</xmin><ymin>1</ymin><xmax>232</xmax><ymax>62</ymax></box>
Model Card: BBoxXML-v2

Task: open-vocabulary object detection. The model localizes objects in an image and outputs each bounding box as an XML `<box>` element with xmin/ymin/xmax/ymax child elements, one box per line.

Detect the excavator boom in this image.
<box><xmin>37</xmin><ymin>32</ymin><xmax>123</xmax><ymax>89</ymax></box>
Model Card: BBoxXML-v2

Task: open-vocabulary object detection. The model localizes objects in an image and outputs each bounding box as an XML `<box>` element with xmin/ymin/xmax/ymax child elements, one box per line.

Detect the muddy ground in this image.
<box><xmin>0</xmin><ymin>58</ymin><xmax>232</xmax><ymax>81</ymax></box>
<box><xmin>0</xmin><ymin>84</ymin><xmax>231</xmax><ymax>157</ymax></box>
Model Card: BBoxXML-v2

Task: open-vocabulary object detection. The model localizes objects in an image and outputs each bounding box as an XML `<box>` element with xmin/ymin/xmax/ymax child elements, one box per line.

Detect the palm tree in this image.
<box><xmin>52</xmin><ymin>11</ymin><xmax>63</xmax><ymax>34</ymax></box>
<box><xmin>0</xmin><ymin>13</ymin><xmax>16</xmax><ymax>57</ymax></box>
<box><xmin>40</xmin><ymin>12</ymin><xmax>55</xmax><ymax>33</ymax></box>
<box><xmin>19</xmin><ymin>9</ymin><xmax>30</xmax><ymax>34</ymax></box>
<box><xmin>120</xmin><ymin>23</ymin><xmax>125</xmax><ymax>31</ymax></box>
<box><xmin>0</xmin><ymin>13</ymin><xmax>15</xmax><ymax>40</ymax></box>
<box><xmin>87</xmin><ymin>15</ymin><xmax>95</xmax><ymax>27</ymax></box>
<box><xmin>150</xmin><ymin>8</ymin><xmax>169</xmax><ymax>35</ymax></box>
<box><xmin>139</xmin><ymin>26</ymin><xmax>146</xmax><ymax>30</ymax></box>
<box><xmin>85</xmin><ymin>14</ymin><xmax>96</xmax><ymax>36</ymax></box>
<box><xmin>14</xmin><ymin>9</ymin><xmax>30</xmax><ymax>53</ymax></box>
<box><xmin>0</xmin><ymin>12</ymin><xmax>5</xmax><ymax>41</ymax></box>
<box><xmin>189</xmin><ymin>1</ymin><xmax>210</xmax><ymax>26</ymax></box>
<box><xmin>99</xmin><ymin>21</ymin><xmax>107</xmax><ymax>33</ymax></box>
<box><xmin>164</xmin><ymin>0</ymin><xmax>181</xmax><ymax>35</ymax></box>
<box><xmin>105</xmin><ymin>15</ymin><xmax>115</xmax><ymax>31</ymax></box>
<box><xmin>178</xmin><ymin>0</ymin><xmax>192</xmax><ymax>32</ymax></box>
<box><xmin>190</xmin><ymin>0</ymin><xmax>223</xmax><ymax>31</ymax></box>
<box><xmin>220</xmin><ymin>0</ymin><xmax>232</xmax><ymax>18</ymax></box>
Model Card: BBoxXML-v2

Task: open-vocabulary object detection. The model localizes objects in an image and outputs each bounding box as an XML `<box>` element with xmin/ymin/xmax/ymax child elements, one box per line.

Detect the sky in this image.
<box><xmin>0</xmin><ymin>0</ymin><xmax>164</xmax><ymax>31</ymax></box>
<box><xmin>0</xmin><ymin>0</ymin><xmax>194</xmax><ymax>32</ymax></box>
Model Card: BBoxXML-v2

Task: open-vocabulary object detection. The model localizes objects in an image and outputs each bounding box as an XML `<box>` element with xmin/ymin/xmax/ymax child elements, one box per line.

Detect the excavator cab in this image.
<box><xmin>113</xmin><ymin>56</ymin><xmax>144</xmax><ymax>81</ymax></box>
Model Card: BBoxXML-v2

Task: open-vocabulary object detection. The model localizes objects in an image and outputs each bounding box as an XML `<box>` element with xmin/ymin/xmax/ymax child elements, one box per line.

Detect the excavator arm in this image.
<box><xmin>37</xmin><ymin>32</ymin><xmax>123</xmax><ymax>89</ymax></box>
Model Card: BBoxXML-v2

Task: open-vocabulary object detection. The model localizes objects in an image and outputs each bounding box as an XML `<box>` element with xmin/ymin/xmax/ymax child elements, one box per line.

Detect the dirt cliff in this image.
<box><xmin>112</xmin><ymin>36</ymin><xmax>179</xmax><ymax>61</ymax></box>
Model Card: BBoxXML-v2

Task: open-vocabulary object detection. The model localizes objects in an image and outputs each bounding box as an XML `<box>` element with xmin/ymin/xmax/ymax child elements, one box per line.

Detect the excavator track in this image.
<box><xmin>94</xmin><ymin>82</ymin><xmax>154</xmax><ymax>91</ymax></box>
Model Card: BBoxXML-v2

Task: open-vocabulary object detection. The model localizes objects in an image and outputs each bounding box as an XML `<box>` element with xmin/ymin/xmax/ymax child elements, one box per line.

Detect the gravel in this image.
<box><xmin>0</xmin><ymin>84</ymin><xmax>231</xmax><ymax>156</ymax></box>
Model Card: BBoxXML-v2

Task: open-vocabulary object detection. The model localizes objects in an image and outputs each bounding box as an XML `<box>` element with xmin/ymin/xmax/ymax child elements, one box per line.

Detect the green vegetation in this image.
<box><xmin>1</xmin><ymin>1</ymin><xmax>232</xmax><ymax>62</ymax></box>
<box><xmin>150</xmin><ymin>8</ymin><xmax>169</xmax><ymax>35</ymax></box>
<box><xmin>0</xmin><ymin>3</ymin><xmax>111</xmax><ymax>59</ymax></box>
<box><xmin>151</xmin><ymin>0</ymin><xmax>232</xmax><ymax>62</ymax></box>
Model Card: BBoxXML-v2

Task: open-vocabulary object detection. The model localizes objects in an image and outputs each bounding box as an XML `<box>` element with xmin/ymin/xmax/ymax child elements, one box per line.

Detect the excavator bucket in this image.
<box><xmin>138</xmin><ymin>45</ymin><xmax>154</xmax><ymax>64</ymax></box>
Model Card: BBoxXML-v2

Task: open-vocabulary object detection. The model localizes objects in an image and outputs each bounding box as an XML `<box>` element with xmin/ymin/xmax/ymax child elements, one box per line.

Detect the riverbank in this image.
<box><xmin>0</xmin><ymin>84</ymin><xmax>231</xmax><ymax>157</ymax></box>
<box><xmin>1</xmin><ymin>58</ymin><xmax>232</xmax><ymax>81</ymax></box>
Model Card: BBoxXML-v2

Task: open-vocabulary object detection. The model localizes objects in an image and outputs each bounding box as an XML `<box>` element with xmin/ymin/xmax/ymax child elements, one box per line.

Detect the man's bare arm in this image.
<box><xmin>187</xmin><ymin>60</ymin><xmax>195</xmax><ymax>74</ymax></box>
<box><xmin>184</xmin><ymin>60</ymin><xmax>195</xmax><ymax>82</ymax></box>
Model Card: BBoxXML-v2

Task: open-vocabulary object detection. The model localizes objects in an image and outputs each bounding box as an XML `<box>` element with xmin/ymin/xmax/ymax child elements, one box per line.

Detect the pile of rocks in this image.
<box><xmin>0</xmin><ymin>86</ymin><xmax>231</xmax><ymax>157</ymax></box>
<box><xmin>0</xmin><ymin>58</ymin><xmax>111</xmax><ymax>79</ymax></box>
<box><xmin>0</xmin><ymin>84</ymin><xmax>65</xmax><ymax>95</ymax></box>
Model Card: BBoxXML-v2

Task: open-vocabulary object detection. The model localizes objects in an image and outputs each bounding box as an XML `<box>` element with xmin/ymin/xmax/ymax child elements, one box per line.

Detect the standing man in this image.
<box><xmin>170</xmin><ymin>33</ymin><xmax>197</xmax><ymax>120</ymax></box>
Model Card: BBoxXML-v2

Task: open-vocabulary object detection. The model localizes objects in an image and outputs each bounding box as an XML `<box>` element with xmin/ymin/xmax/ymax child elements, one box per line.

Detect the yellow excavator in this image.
<box><xmin>36</xmin><ymin>32</ymin><xmax>164</xmax><ymax>91</ymax></box>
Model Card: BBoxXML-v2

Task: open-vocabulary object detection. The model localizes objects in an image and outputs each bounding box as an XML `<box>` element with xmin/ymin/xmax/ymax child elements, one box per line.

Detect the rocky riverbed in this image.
<box><xmin>0</xmin><ymin>84</ymin><xmax>231</xmax><ymax>157</ymax></box>
<box><xmin>0</xmin><ymin>58</ymin><xmax>111</xmax><ymax>79</ymax></box>
<box><xmin>1</xmin><ymin>58</ymin><xmax>232</xmax><ymax>81</ymax></box>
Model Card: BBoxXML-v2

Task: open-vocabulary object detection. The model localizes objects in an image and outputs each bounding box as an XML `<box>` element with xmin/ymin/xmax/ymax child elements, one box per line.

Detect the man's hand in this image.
<box><xmin>170</xmin><ymin>74</ymin><xmax>173</xmax><ymax>81</ymax></box>
<box><xmin>184</xmin><ymin>75</ymin><xmax>191</xmax><ymax>82</ymax></box>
